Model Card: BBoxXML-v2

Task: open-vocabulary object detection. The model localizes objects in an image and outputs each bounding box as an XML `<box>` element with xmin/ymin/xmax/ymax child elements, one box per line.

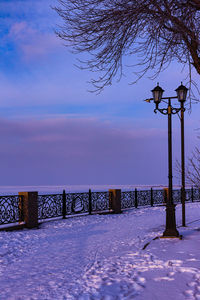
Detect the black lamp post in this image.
<box><xmin>146</xmin><ymin>82</ymin><xmax>188</xmax><ymax>237</ymax></box>
<box><xmin>175</xmin><ymin>83</ymin><xmax>188</xmax><ymax>227</ymax></box>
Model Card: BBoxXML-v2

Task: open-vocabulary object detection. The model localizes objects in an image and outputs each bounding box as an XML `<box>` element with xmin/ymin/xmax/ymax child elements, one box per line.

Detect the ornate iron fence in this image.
<box><xmin>38</xmin><ymin>191</ymin><xmax>110</xmax><ymax>220</ymax></box>
<box><xmin>121</xmin><ymin>188</ymin><xmax>200</xmax><ymax>209</ymax></box>
<box><xmin>121</xmin><ymin>189</ymin><xmax>164</xmax><ymax>209</ymax></box>
<box><xmin>121</xmin><ymin>191</ymin><xmax>135</xmax><ymax>209</ymax></box>
<box><xmin>38</xmin><ymin>194</ymin><xmax>63</xmax><ymax>219</ymax></box>
<box><xmin>91</xmin><ymin>191</ymin><xmax>109</xmax><ymax>212</ymax></box>
<box><xmin>138</xmin><ymin>190</ymin><xmax>151</xmax><ymax>206</ymax></box>
<box><xmin>152</xmin><ymin>189</ymin><xmax>164</xmax><ymax>205</ymax></box>
<box><xmin>192</xmin><ymin>188</ymin><xmax>200</xmax><ymax>201</ymax></box>
<box><xmin>173</xmin><ymin>190</ymin><xmax>181</xmax><ymax>203</ymax></box>
<box><xmin>66</xmin><ymin>192</ymin><xmax>89</xmax><ymax>214</ymax></box>
<box><xmin>0</xmin><ymin>195</ymin><xmax>23</xmax><ymax>225</ymax></box>
<box><xmin>185</xmin><ymin>189</ymin><xmax>192</xmax><ymax>202</ymax></box>
<box><xmin>1</xmin><ymin>187</ymin><xmax>200</xmax><ymax>225</ymax></box>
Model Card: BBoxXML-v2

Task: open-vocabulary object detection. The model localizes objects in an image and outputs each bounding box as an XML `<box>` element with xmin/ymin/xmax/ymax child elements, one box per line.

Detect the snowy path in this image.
<box><xmin>1</xmin><ymin>203</ymin><xmax>200</xmax><ymax>299</ymax></box>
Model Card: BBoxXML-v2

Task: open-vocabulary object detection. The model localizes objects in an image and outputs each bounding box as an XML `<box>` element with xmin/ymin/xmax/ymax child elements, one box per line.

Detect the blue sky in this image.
<box><xmin>0</xmin><ymin>0</ymin><xmax>199</xmax><ymax>186</ymax></box>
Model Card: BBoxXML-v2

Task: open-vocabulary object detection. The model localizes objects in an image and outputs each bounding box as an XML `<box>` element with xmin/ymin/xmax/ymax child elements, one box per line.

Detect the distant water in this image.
<box><xmin>0</xmin><ymin>184</ymin><xmax>185</xmax><ymax>195</ymax></box>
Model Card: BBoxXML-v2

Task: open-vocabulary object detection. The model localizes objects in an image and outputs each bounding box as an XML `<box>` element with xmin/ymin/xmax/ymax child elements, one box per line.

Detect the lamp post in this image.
<box><xmin>146</xmin><ymin>83</ymin><xmax>188</xmax><ymax>237</ymax></box>
<box><xmin>175</xmin><ymin>83</ymin><xmax>188</xmax><ymax>227</ymax></box>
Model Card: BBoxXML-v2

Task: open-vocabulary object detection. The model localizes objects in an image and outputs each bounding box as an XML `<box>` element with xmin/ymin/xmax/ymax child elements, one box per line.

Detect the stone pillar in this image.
<box><xmin>109</xmin><ymin>189</ymin><xmax>122</xmax><ymax>213</ymax></box>
<box><xmin>18</xmin><ymin>192</ymin><xmax>38</xmax><ymax>229</ymax></box>
<box><xmin>163</xmin><ymin>188</ymin><xmax>168</xmax><ymax>204</ymax></box>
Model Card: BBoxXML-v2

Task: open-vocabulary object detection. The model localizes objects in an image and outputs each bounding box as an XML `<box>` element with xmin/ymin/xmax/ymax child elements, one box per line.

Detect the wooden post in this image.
<box><xmin>18</xmin><ymin>192</ymin><xmax>38</xmax><ymax>229</ymax></box>
<box><xmin>135</xmin><ymin>188</ymin><xmax>138</xmax><ymax>208</ymax></box>
<box><xmin>62</xmin><ymin>190</ymin><xmax>66</xmax><ymax>219</ymax></box>
<box><xmin>109</xmin><ymin>189</ymin><xmax>121</xmax><ymax>213</ymax></box>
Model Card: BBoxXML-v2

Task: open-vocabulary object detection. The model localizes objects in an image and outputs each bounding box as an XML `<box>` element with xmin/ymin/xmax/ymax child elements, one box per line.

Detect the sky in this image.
<box><xmin>0</xmin><ymin>0</ymin><xmax>199</xmax><ymax>187</ymax></box>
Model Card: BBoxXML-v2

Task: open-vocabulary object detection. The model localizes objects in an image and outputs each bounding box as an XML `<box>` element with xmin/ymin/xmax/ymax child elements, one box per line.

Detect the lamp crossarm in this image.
<box><xmin>154</xmin><ymin>108</ymin><xmax>168</xmax><ymax>115</ymax></box>
<box><xmin>171</xmin><ymin>107</ymin><xmax>182</xmax><ymax>115</ymax></box>
<box><xmin>144</xmin><ymin>96</ymin><xmax>178</xmax><ymax>103</ymax></box>
<box><xmin>154</xmin><ymin>106</ymin><xmax>184</xmax><ymax>115</ymax></box>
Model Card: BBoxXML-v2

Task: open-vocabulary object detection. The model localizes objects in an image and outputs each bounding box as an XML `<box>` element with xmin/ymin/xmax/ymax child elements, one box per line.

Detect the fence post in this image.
<box><xmin>150</xmin><ymin>187</ymin><xmax>153</xmax><ymax>207</ymax></box>
<box><xmin>181</xmin><ymin>187</ymin><xmax>184</xmax><ymax>204</ymax></box>
<box><xmin>18</xmin><ymin>192</ymin><xmax>38</xmax><ymax>229</ymax></box>
<box><xmin>62</xmin><ymin>190</ymin><xmax>66</xmax><ymax>219</ymax></box>
<box><xmin>109</xmin><ymin>190</ymin><xmax>113</xmax><ymax>211</ymax></box>
<box><xmin>135</xmin><ymin>188</ymin><xmax>138</xmax><ymax>208</ymax></box>
<box><xmin>163</xmin><ymin>188</ymin><xmax>168</xmax><ymax>204</ymax></box>
<box><xmin>88</xmin><ymin>189</ymin><xmax>92</xmax><ymax>215</ymax></box>
<box><xmin>109</xmin><ymin>189</ymin><xmax>122</xmax><ymax>213</ymax></box>
<box><xmin>191</xmin><ymin>186</ymin><xmax>194</xmax><ymax>202</ymax></box>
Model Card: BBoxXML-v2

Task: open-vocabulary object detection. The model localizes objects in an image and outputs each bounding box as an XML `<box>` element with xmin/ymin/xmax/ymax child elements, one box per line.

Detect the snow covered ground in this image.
<box><xmin>1</xmin><ymin>203</ymin><xmax>200</xmax><ymax>299</ymax></box>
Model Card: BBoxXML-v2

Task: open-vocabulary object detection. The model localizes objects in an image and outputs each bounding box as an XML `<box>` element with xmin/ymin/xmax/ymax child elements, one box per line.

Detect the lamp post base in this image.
<box><xmin>163</xmin><ymin>204</ymin><xmax>179</xmax><ymax>238</ymax></box>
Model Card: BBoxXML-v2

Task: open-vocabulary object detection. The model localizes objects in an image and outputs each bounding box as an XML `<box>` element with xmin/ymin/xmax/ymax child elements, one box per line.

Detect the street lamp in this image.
<box><xmin>151</xmin><ymin>84</ymin><xmax>164</xmax><ymax>108</ymax></box>
<box><xmin>176</xmin><ymin>83</ymin><xmax>188</xmax><ymax>227</ymax></box>
<box><xmin>176</xmin><ymin>83</ymin><xmax>188</xmax><ymax>103</ymax></box>
<box><xmin>146</xmin><ymin>82</ymin><xmax>188</xmax><ymax>237</ymax></box>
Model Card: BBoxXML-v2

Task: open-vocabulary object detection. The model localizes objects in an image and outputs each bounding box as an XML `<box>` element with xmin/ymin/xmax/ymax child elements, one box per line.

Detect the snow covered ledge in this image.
<box><xmin>18</xmin><ymin>192</ymin><xmax>38</xmax><ymax>229</ymax></box>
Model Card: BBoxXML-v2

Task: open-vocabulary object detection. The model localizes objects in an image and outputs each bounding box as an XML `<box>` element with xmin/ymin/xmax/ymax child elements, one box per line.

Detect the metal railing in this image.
<box><xmin>0</xmin><ymin>195</ymin><xmax>23</xmax><ymax>225</ymax></box>
<box><xmin>38</xmin><ymin>191</ymin><xmax>110</xmax><ymax>220</ymax></box>
<box><xmin>1</xmin><ymin>187</ymin><xmax>199</xmax><ymax>225</ymax></box>
<box><xmin>38</xmin><ymin>194</ymin><xmax>63</xmax><ymax>220</ymax></box>
<box><xmin>37</xmin><ymin>187</ymin><xmax>200</xmax><ymax>221</ymax></box>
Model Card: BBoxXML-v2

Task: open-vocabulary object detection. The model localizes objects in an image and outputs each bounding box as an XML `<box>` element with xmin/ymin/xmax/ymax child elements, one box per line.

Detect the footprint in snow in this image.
<box><xmin>80</xmin><ymin>257</ymin><xmax>146</xmax><ymax>299</ymax></box>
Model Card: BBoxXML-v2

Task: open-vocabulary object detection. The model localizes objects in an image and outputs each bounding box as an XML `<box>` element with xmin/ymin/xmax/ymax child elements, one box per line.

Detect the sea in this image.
<box><xmin>0</xmin><ymin>184</ymin><xmax>185</xmax><ymax>195</ymax></box>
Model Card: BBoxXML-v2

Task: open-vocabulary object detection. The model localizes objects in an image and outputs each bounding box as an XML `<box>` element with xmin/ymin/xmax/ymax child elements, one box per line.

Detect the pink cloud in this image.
<box><xmin>0</xmin><ymin>114</ymin><xmax>194</xmax><ymax>186</ymax></box>
<box><xmin>9</xmin><ymin>21</ymin><xmax>61</xmax><ymax>60</ymax></box>
<box><xmin>0</xmin><ymin>116</ymin><xmax>170</xmax><ymax>185</ymax></box>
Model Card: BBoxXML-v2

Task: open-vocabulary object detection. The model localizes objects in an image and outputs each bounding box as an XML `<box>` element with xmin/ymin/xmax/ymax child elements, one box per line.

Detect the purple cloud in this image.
<box><xmin>0</xmin><ymin>116</ymin><xmax>171</xmax><ymax>186</ymax></box>
<box><xmin>8</xmin><ymin>21</ymin><xmax>61</xmax><ymax>61</ymax></box>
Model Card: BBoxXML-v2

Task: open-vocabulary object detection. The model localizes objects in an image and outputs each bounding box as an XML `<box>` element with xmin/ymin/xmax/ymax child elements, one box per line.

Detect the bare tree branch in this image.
<box><xmin>176</xmin><ymin>146</ymin><xmax>200</xmax><ymax>187</ymax></box>
<box><xmin>53</xmin><ymin>0</ymin><xmax>200</xmax><ymax>93</ymax></box>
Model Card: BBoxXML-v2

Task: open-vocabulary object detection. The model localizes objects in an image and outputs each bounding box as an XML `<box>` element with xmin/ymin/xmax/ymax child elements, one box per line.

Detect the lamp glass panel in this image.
<box><xmin>153</xmin><ymin>90</ymin><xmax>162</xmax><ymax>103</ymax></box>
<box><xmin>175</xmin><ymin>84</ymin><xmax>188</xmax><ymax>102</ymax></box>
<box><xmin>179</xmin><ymin>90</ymin><xmax>184</xmax><ymax>101</ymax></box>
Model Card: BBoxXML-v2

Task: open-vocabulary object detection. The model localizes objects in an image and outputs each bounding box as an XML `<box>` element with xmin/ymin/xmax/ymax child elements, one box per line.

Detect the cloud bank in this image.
<box><xmin>0</xmin><ymin>116</ymin><xmax>168</xmax><ymax>185</ymax></box>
